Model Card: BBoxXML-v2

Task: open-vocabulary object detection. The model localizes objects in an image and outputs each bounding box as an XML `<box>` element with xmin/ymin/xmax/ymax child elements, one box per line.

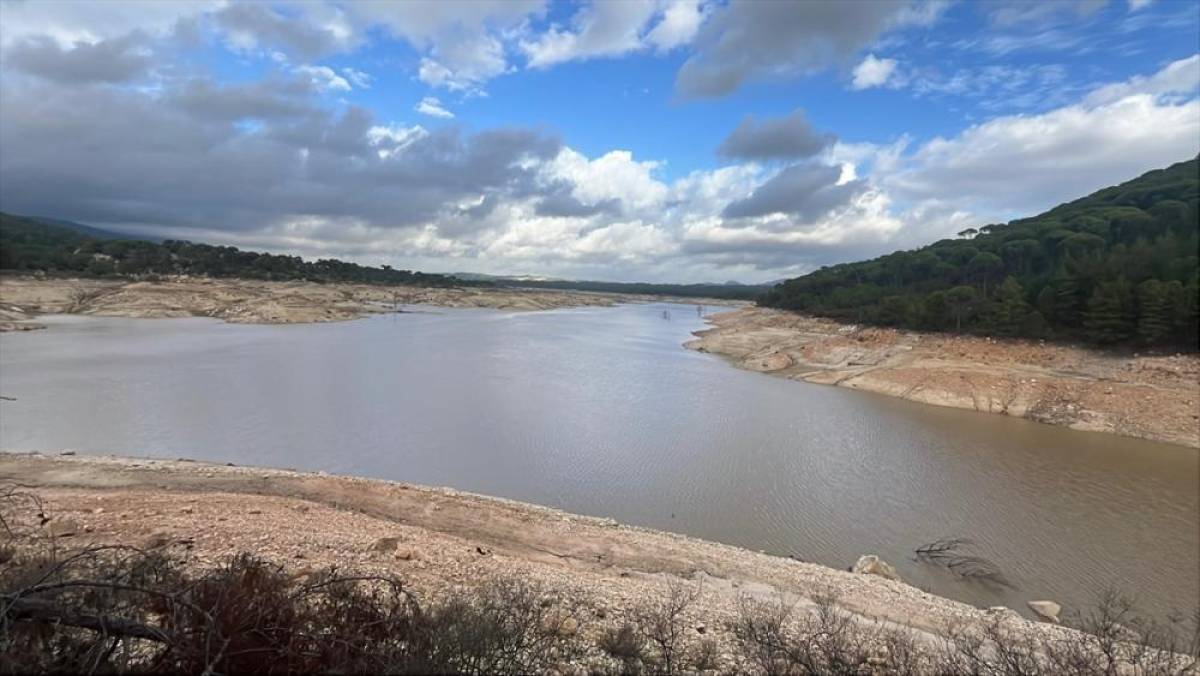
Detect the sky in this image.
<box><xmin>0</xmin><ymin>0</ymin><xmax>1197</xmax><ymax>283</ymax></box>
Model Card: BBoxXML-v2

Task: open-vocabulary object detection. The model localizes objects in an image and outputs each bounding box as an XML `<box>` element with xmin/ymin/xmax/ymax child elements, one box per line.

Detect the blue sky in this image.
<box><xmin>0</xmin><ymin>0</ymin><xmax>1197</xmax><ymax>282</ymax></box>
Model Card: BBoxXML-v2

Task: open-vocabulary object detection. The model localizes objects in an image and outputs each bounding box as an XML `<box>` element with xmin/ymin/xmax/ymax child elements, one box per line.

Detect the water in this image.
<box><xmin>1</xmin><ymin>304</ymin><xmax>1196</xmax><ymax>621</ymax></box>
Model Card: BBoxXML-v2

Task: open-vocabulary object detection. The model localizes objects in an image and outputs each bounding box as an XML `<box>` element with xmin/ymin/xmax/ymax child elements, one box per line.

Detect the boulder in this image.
<box><xmin>1027</xmin><ymin>600</ymin><xmax>1061</xmax><ymax>623</ymax></box>
<box><xmin>48</xmin><ymin>519</ymin><xmax>80</xmax><ymax>537</ymax></box>
<box><xmin>371</xmin><ymin>537</ymin><xmax>399</xmax><ymax>554</ymax></box>
<box><xmin>851</xmin><ymin>555</ymin><xmax>901</xmax><ymax>582</ymax></box>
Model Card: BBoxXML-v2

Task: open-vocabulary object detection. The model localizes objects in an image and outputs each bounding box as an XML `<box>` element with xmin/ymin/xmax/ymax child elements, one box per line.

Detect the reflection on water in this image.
<box><xmin>1</xmin><ymin>305</ymin><xmax>1197</xmax><ymax>620</ymax></box>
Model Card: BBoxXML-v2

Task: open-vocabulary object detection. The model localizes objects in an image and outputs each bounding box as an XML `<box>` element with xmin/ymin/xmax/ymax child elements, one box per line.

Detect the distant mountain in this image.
<box><xmin>21</xmin><ymin>215</ymin><xmax>157</xmax><ymax>242</ymax></box>
<box><xmin>761</xmin><ymin>157</ymin><xmax>1199</xmax><ymax>349</ymax></box>
<box><xmin>0</xmin><ymin>212</ymin><xmax>469</xmax><ymax>287</ymax></box>
<box><xmin>500</xmin><ymin>277</ymin><xmax>770</xmax><ymax>301</ymax></box>
<box><xmin>451</xmin><ymin>272</ymin><xmax>565</xmax><ymax>282</ymax></box>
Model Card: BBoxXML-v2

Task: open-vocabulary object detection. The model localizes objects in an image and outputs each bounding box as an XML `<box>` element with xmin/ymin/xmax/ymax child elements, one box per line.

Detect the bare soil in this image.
<box><xmin>685</xmin><ymin>307</ymin><xmax>1200</xmax><ymax>448</ymax></box>
<box><xmin>1</xmin><ymin>452</ymin><xmax>1069</xmax><ymax>664</ymax></box>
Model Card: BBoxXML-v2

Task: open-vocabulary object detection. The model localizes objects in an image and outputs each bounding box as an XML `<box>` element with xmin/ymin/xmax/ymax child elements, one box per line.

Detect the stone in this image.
<box><xmin>394</xmin><ymin>547</ymin><xmax>418</xmax><ymax>561</ymax></box>
<box><xmin>558</xmin><ymin>616</ymin><xmax>578</xmax><ymax>637</ymax></box>
<box><xmin>1027</xmin><ymin>600</ymin><xmax>1061</xmax><ymax>623</ymax></box>
<box><xmin>851</xmin><ymin>554</ymin><xmax>901</xmax><ymax>582</ymax></box>
<box><xmin>49</xmin><ymin>519</ymin><xmax>80</xmax><ymax>537</ymax></box>
<box><xmin>372</xmin><ymin>537</ymin><xmax>399</xmax><ymax>554</ymax></box>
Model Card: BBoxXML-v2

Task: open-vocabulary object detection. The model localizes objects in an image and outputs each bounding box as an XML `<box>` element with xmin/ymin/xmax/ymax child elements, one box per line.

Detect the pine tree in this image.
<box><xmin>990</xmin><ymin>276</ymin><xmax>1032</xmax><ymax>337</ymax></box>
<box><xmin>1136</xmin><ymin>279</ymin><xmax>1172</xmax><ymax>346</ymax></box>
<box><xmin>1084</xmin><ymin>279</ymin><xmax>1135</xmax><ymax>344</ymax></box>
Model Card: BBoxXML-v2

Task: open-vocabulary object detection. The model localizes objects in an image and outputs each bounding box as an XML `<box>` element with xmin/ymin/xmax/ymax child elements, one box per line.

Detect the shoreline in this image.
<box><xmin>0</xmin><ymin>276</ymin><xmax>743</xmax><ymax>331</ymax></box>
<box><xmin>1</xmin><ymin>451</ymin><xmax>1075</xmax><ymax>656</ymax></box>
<box><xmin>684</xmin><ymin>307</ymin><xmax>1200</xmax><ymax>449</ymax></box>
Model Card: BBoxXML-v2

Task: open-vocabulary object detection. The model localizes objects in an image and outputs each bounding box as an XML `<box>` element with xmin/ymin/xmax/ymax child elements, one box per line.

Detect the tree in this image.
<box><xmin>1136</xmin><ymin>279</ymin><xmax>1172</xmax><ymax>346</ymax></box>
<box><xmin>989</xmin><ymin>276</ymin><xmax>1032</xmax><ymax>337</ymax></box>
<box><xmin>1084</xmin><ymin>279</ymin><xmax>1135</xmax><ymax>345</ymax></box>
<box><xmin>967</xmin><ymin>252</ymin><xmax>1003</xmax><ymax>296</ymax></box>
<box><xmin>946</xmin><ymin>286</ymin><xmax>979</xmax><ymax>333</ymax></box>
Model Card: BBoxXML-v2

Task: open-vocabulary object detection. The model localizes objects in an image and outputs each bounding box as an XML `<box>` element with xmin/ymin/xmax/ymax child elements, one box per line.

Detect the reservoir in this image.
<box><xmin>1</xmin><ymin>303</ymin><xmax>1196</xmax><ymax>621</ymax></box>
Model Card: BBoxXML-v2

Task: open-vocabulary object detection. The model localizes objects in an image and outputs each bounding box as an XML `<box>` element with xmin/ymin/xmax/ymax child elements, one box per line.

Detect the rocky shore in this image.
<box><xmin>685</xmin><ymin>307</ymin><xmax>1200</xmax><ymax>448</ymax></box>
<box><xmin>0</xmin><ymin>276</ymin><xmax>740</xmax><ymax>331</ymax></box>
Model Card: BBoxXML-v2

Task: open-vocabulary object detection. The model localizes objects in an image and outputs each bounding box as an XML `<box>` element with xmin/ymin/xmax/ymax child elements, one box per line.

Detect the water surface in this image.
<box><xmin>1</xmin><ymin>304</ymin><xmax>1196</xmax><ymax>620</ymax></box>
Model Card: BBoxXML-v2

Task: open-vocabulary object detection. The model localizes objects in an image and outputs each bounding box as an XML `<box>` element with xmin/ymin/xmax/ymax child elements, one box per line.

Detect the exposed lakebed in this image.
<box><xmin>1</xmin><ymin>303</ymin><xmax>1196</xmax><ymax>620</ymax></box>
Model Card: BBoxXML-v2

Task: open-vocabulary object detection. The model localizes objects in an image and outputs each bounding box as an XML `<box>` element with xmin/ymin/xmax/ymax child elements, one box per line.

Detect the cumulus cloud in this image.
<box><xmin>722</xmin><ymin>164</ymin><xmax>866</xmax><ymax>221</ymax></box>
<box><xmin>415</xmin><ymin>96</ymin><xmax>455</xmax><ymax>119</ymax></box>
<box><xmin>522</xmin><ymin>0</ymin><xmax>658</xmax><ymax>68</ymax></box>
<box><xmin>884</xmin><ymin>61</ymin><xmax>1200</xmax><ymax>216</ymax></box>
<box><xmin>851</xmin><ymin>54</ymin><xmax>898</xmax><ymax>90</ymax></box>
<box><xmin>675</xmin><ymin>0</ymin><xmax>908</xmax><ymax>98</ymax></box>
<box><xmin>3</xmin><ymin>34</ymin><xmax>152</xmax><ymax>83</ymax></box>
<box><xmin>1084</xmin><ymin>54</ymin><xmax>1199</xmax><ymax>106</ymax></box>
<box><xmin>717</xmin><ymin>109</ymin><xmax>834</xmax><ymax>161</ymax></box>
<box><xmin>0</xmin><ymin>0</ymin><xmax>218</xmax><ymax>46</ymax></box>
<box><xmin>215</xmin><ymin>2</ymin><xmax>354</xmax><ymax>58</ymax></box>
<box><xmin>645</xmin><ymin>0</ymin><xmax>708</xmax><ymax>51</ymax></box>
<box><xmin>294</xmin><ymin>64</ymin><xmax>352</xmax><ymax>92</ymax></box>
<box><xmin>348</xmin><ymin>1</ymin><xmax>542</xmax><ymax>92</ymax></box>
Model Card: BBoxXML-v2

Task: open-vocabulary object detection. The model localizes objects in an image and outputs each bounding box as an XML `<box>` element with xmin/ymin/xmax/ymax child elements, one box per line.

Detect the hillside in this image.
<box><xmin>500</xmin><ymin>278</ymin><xmax>768</xmax><ymax>301</ymax></box>
<box><xmin>0</xmin><ymin>213</ymin><xmax>465</xmax><ymax>287</ymax></box>
<box><xmin>761</xmin><ymin>158</ymin><xmax>1200</xmax><ymax>349</ymax></box>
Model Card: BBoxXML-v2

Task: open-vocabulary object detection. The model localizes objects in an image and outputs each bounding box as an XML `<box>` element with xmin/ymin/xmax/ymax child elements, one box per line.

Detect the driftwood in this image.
<box><xmin>916</xmin><ymin>537</ymin><xmax>1011</xmax><ymax>587</ymax></box>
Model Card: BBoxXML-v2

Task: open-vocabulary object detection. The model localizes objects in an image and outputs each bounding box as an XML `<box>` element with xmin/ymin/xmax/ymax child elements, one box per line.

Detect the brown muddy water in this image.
<box><xmin>1</xmin><ymin>304</ymin><xmax>1196</xmax><ymax>621</ymax></box>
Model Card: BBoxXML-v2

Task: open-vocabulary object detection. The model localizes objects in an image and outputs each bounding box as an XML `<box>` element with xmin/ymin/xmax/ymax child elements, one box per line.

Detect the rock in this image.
<box><xmin>851</xmin><ymin>555</ymin><xmax>901</xmax><ymax>582</ymax></box>
<box><xmin>695</xmin><ymin>623</ymin><xmax>707</xmax><ymax>634</ymax></box>
<box><xmin>372</xmin><ymin>537</ymin><xmax>399</xmax><ymax>554</ymax></box>
<box><xmin>49</xmin><ymin>519</ymin><xmax>80</xmax><ymax>537</ymax></box>
<box><xmin>60</xmin><ymin>451</ymin><xmax>76</xmax><ymax>456</ymax></box>
<box><xmin>558</xmin><ymin>616</ymin><xmax>578</xmax><ymax>637</ymax></box>
<box><xmin>1027</xmin><ymin>600</ymin><xmax>1061</xmax><ymax>623</ymax></box>
<box><xmin>143</xmin><ymin>532</ymin><xmax>173</xmax><ymax>549</ymax></box>
<box><xmin>247</xmin><ymin>509</ymin><xmax>262</xmax><ymax>515</ymax></box>
<box><xmin>394</xmin><ymin>547</ymin><xmax>418</xmax><ymax>561</ymax></box>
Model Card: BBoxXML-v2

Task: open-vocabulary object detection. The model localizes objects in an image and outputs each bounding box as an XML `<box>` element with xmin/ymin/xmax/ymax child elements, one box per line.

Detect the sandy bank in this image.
<box><xmin>1</xmin><ymin>452</ymin><xmax>1078</xmax><ymax>663</ymax></box>
<box><xmin>0</xmin><ymin>276</ymin><xmax>737</xmax><ymax>331</ymax></box>
<box><xmin>685</xmin><ymin>307</ymin><xmax>1200</xmax><ymax>448</ymax></box>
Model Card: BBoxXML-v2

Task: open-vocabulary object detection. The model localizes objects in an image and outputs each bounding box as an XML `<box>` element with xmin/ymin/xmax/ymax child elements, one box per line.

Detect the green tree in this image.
<box><xmin>946</xmin><ymin>286</ymin><xmax>979</xmax><ymax>333</ymax></box>
<box><xmin>1084</xmin><ymin>279</ymin><xmax>1135</xmax><ymax>345</ymax></box>
<box><xmin>989</xmin><ymin>276</ymin><xmax>1032</xmax><ymax>337</ymax></box>
<box><xmin>1135</xmin><ymin>279</ymin><xmax>1172</xmax><ymax>345</ymax></box>
<box><xmin>967</xmin><ymin>252</ymin><xmax>1003</xmax><ymax>296</ymax></box>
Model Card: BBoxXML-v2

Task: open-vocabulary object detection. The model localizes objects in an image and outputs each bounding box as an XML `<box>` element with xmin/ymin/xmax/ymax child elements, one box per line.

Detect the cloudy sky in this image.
<box><xmin>0</xmin><ymin>0</ymin><xmax>1197</xmax><ymax>283</ymax></box>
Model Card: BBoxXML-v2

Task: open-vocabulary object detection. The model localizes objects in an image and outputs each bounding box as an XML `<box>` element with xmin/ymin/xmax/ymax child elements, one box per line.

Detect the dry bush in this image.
<box><xmin>727</xmin><ymin>592</ymin><xmax>932</xmax><ymax>675</ymax></box>
<box><xmin>1</xmin><ymin>488</ymin><xmax>577</xmax><ymax>675</ymax></box>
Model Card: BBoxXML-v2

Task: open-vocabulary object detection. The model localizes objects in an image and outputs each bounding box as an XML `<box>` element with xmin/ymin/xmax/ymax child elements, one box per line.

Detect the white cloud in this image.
<box><xmin>1084</xmin><ymin>54</ymin><xmax>1199</xmax><ymax>106</ymax></box>
<box><xmin>348</xmin><ymin>1</ymin><xmax>542</xmax><ymax>92</ymax></box>
<box><xmin>882</xmin><ymin>58</ymin><xmax>1200</xmax><ymax>219</ymax></box>
<box><xmin>646</xmin><ymin>0</ymin><xmax>707</xmax><ymax>51</ymax></box>
<box><xmin>1128</xmin><ymin>0</ymin><xmax>1154</xmax><ymax>10</ymax></box>
<box><xmin>0</xmin><ymin>0</ymin><xmax>218</xmax><ymax>46</ymax></box>
<box><xmin>851</xmin><ymin>54</ymin><xmax>898</xmax><ymax>90</ymax></box>
<box><xmin>415</xmin><ymin>96</ymin><xmax>455</xmax><ymax>119</ymax></box>
<box><xmin>294</xmin><ymin>64</ymin><xmax>351</xmax><ymax>92</ymax></box>
<box><xmin>366</xmin><ymin>124</ymin><xmax>429</xmax><ymax>159</ymax></box>
<box><xmin>544</xmin><ymin>148</ymin><xmax>668</xmax><ymax>213</ymax></box>
<box><xmin>522</xmin><ymin>0</ymin><xmax>658</xmax><ymax>68</ymax></box>
<box><xmin>341</xmin><ymin>67</ymin><xmax>372</xmax><ymax>89</ymax></box>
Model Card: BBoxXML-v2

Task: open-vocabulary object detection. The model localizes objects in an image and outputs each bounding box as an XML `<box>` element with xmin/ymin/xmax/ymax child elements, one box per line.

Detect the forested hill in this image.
<box><xmin>500</xmin><ymin>278</ymin><xmax>768</xmax><ymax>301</ymax></box>
<box><xmin>0</xmin><ymin>213</ymin><xmax>468</xmax><ymax>287</ymax></box>
<box><xmin>760</xmin><ymin>157</ymin><xmax>1200</xmax><ymax>349</ymax></box>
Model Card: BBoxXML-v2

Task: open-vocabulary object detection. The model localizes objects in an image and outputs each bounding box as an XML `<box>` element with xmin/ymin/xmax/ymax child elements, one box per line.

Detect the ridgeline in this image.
<box><xmin>761</xmin><ymin>158</ymin><xmax>1200</xmax><ymax>349</ymax></box>
<box><xmin>0</xmin><ymin>213</ymin><xmax>468</xmax><ymax>287</ymax></box>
